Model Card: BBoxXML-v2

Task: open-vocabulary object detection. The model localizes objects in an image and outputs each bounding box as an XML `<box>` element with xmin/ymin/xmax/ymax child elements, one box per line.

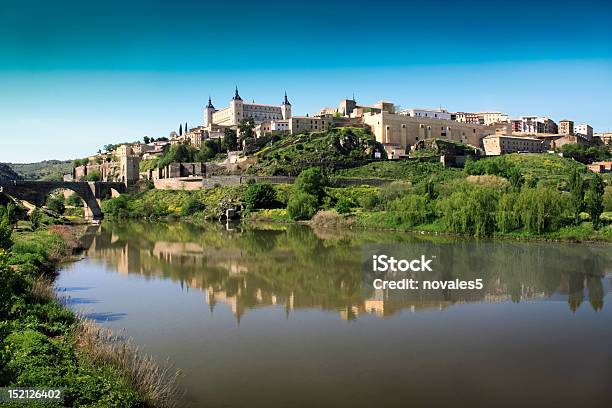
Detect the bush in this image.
<box><xmin>295</xmin><ymin>167</ymin><xmax>327</xmax><ymax>201</ymax></box>
<box><xmin>334</xmin><ymin>197</ymin><xmax>353</xmax><ymax>214</ymax></box>
<box><xmin>438</xmin><ymin>184</ymin><xmax>499</xmax><ymax>237</ymax></box>
<box><xmin>180</xmin><ymin>195</ymin><xmax>206</xmax><ymax>216</ymax></box>
<box><xmin>287</xmin><ymin>191</ymin><xmax>318</xmax><ymax>220</ymax></box>
<box><xmin>387</xmin><ymin>194</ymin><xmax>432</xmax><ymax>226</ymax></box>
<box><xmin>46</xmin><ymin>195</ymin><xmax>65</xmax><ymax>215</ymax></box>
<box><xmin>83</xmin><ymin>171</ymin><xmax>101</xmax><ymax>182</ymax></box>
<box><xmin>66</xmin><ymin>193</ymin><xmax>83</xmax><ymax>207</ymax></box>
<box><xmin>244</xmin><ymin>183</ymin><xmax>277</xmax><ymax>210</ymax></box>
<box><xmin>0</xmin><ymin>208</ymin><xmax>13</xmax><ymax>250</ymax></box>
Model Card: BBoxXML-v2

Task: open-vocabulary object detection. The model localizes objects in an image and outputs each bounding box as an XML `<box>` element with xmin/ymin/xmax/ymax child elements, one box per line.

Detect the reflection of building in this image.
<box><xmin>84</xmin><ymin>225</ymin><xmax>612</xmax><ymax>322</ymax></box>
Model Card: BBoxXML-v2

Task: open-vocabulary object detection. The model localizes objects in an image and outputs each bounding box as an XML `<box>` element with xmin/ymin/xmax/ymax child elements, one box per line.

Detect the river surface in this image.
<box><xmin>57</xmin><ymin>221</ymin><xmax>612</xmax><ymax>408</ymax></box>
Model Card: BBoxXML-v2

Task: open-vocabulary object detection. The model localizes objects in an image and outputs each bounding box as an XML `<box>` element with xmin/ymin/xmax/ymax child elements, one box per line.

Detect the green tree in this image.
<box><xmin>223</xmin><ymin>128</ymin><xmax>238</xmax><ymax>151</ymax></box>
<box><xmin>238</xmin><ymin>118</ymin><xmax>255</xmax><ymax>142</ymax></box>
<box><xmin>0</xmin><ymin>207</ymin><xmax>12</xmax><ymax>250</ymax></box>
<box><xmin>287</xmin><ymin>191</ymin><xmax>318</xmax><ymax>220</ymax></box>
<box><xmin>334</xmin><ymin>197</ymin><xmax>352</xmax><ymax>214</ymax></box>
<box><xmin>46</xmin><ymin>195</ymin><xmax>65</xmax><ymax>215</ymax></box>
<box><xmin>83</xmin><ymin>171</ymin><xmax>101</xmax><ymax>182</ymax></box>
<box><xmin>66</xmin><ymin>193</ymin><xmax>83</xmax><ymax>207</ymax></box>
<box><xmin>584</xmin><ymin>175</ymin><xmax>605</xmax><ymax>229</ymax></box>
<box><xmin>30</xmin><ymin>208</ymin><xmax>43</xmax><ymax>230</ymax></box>
<box><xmin>569</xmin><ymin>169</ymin><xmax>584</xmax><ymax>225</ymax></box>
<box><xmin>143</xmin><ymin>136</ymin><xmax>150</xmax><ymax>144</ymax></box>
<box><xmin>295</xmin><ymin>167</ymin><xmax>327</xmax><ymax>202</ymax></box>
<box><xmin>244</xmin><ymin>183</ymin><xmax>277</xmax><ymax>210</ymax></box>
<box><xmin>196</xmin><ymin>140</ymin><xmax>220</xmax><ymax>162</ymax></box>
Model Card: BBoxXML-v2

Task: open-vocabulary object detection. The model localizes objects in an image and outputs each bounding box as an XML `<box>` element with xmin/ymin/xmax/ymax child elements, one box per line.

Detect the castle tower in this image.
<box><xmin>229</xmin><ymin>86</ymin><xmax>243</xmax><ymax>126</ymax></box>
<box><xmin>204</xmin><ymin>96</ymin><xmax>215</xmax><ymax>126</ymax></box>
<box><xmin>281</xmin><ymin>91</ymin><xmax>291</xmax><ymax>120</ymax></box>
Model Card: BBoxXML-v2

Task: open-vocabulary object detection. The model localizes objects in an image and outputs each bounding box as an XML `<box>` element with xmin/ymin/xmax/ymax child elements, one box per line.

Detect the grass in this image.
<box><xmin>1</xmin><ymin>226</ymin><xmax>179</xmax><ymax>407</ymax></box>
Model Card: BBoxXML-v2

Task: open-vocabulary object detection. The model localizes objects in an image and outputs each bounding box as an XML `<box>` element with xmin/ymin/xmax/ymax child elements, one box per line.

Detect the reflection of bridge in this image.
<box><xmin>0</xmin><ymin>180</ymin><xmax>126</xmax><ymax>220</ymax></box>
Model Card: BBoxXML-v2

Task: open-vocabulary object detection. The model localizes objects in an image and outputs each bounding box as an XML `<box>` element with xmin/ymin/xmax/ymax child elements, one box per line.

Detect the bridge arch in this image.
<box><xmin>0</xmin><ymin>181</ymin><xmax>126</xmax><ymax>221</ymax></box>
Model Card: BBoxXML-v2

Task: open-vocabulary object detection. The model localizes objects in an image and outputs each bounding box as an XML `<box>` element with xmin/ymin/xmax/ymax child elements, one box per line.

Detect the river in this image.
<box><xmin>56</xmin><ymin>221</ymin><xmax>612</xmax><ymax>408</ymax></box>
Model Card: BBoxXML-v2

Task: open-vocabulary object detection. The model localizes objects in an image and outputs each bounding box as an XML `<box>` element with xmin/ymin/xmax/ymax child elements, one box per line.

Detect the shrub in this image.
<box><xmin>295</xmin><ymin>167</ymin><xmax>327</xmax><ymax>201</ymax></box>
<box><xmin>387</xmin><ymin>194</ymin><xmax>432</xmax><ymax>226</ymax></box>
<box><xmin>438</xmin><ymin>184</ymin><xmax>499</xmax><ymax>237</ymax></box>
<box><xmin>83</xmin><ymin>171</ymin><xmax>101</xmax><ymax>182</ymax></box>
<box><xmin>515</xmin><ymin>186</ymin><xmax>567</xmax><ymax>234</ymax></box>
<box><xmin>287</xmin><ymin>191</ymin><xmax>318</xmax><ymax>220</ymax></box>
<box><xmin>0</xmin><ymin>207</ymin><xmax>13</xmax><ymax>250</ymax></box>
<box><xmin>180</xmin><ymin>195</ymin><xmax>206</xmax><ymax>216</ymax></box>
<box><xmin>244</xmin><ymin>183</ymin><xmax>277</xmax><ymax>210</ymax></box>
<box><xmin>30</xmin><ymin>208</ymin><xmax>43</xmax><ymax>230</ymax></box>
<box><xmin>334</xmin><ymin>197</ymin><xmax>353</xmax><ymax>214</ymax></box>
<box><xmin>45</xmin><ymin>195</ymin><xmax>65</xmax><ymax>215</ymax></box>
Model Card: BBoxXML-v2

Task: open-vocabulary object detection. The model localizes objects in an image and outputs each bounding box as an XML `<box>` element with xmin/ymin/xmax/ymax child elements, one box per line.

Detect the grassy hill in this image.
<box><xmin>0</xmin><ymin>163</ymin><xmax>21</xmax><ymax>180</ymax></box>
<box><xmin>247</xmin><ymin>127</ymin><xmax>386</xmax><ymax>176</ymax></box>
<box><xmin>7</xmin><ymin>160</ymin><xmax>73</xmax><ymax>181</ymax></box>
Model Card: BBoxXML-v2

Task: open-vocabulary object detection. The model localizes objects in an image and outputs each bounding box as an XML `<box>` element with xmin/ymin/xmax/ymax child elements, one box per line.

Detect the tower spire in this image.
<box><xmin>233</xmin><ymin>86</ymin><xmax>242</xmax><ymax>100</ymax></box>
<box><xmin>282</xmin><ymin>90</ymin><xmax>291</xmax><ymax>105</ymax></box>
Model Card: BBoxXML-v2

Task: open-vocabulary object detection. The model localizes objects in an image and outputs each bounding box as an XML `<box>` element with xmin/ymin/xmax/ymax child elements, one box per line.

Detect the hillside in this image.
<box><xmin>8</xmin><ymin>160</ymin><xmax>72</xmax><ymax>181</ymax></box>
<box><xmin>0</xmin><ymin>163</ymin><xmax>21</xmax><ymax>180</ymax></box>
<box><xmin>247</xmin><ymin>127</ymin><xmax>386</xmax><ymax>176</ymax></box>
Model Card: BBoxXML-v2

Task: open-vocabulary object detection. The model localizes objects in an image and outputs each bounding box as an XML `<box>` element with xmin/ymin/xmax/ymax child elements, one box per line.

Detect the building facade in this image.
<box><xmin>559</xmin><ymin>120</ymin><xmax>574</xmax><ymax>135</ymax></box>
<box><xmin>575</xmin><ymin>124</ymin><xmax>593</xmax><ymax>140</ymax></box>
<box><xmin>205</xmin><ymin>88</ymin><xmax>291</xmax><ymax>128</ymax></box>
<box><xmin>398</xmin><ymin>108</ymin><xmax>451</xmax><ymax>120</ymax></box>
<box><xmin>361</xmin><ymin>111</ymin><xmax>496</xmax><ymax>152</ymax></box>
<box><xmin>483</xmin><ymin>135</ymin><xmax>544</xmax><ymax>155</ymax></box>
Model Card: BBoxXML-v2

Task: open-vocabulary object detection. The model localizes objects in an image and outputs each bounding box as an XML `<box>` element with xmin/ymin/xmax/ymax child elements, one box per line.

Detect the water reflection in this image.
<box><xmin>79</xmin><ymin>221</ymin><xmax>612</xmax><ymax>321</ymax></box>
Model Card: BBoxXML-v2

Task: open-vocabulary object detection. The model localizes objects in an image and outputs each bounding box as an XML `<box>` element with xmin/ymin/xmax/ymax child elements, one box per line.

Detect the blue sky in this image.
<box><xmin>1</xmin><ymin>0</ymin><xmax>611</xmax><ymax>162</ymax></box>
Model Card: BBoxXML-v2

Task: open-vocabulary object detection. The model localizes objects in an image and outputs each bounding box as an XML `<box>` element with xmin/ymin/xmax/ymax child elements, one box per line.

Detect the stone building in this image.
<box><xmin>559</xmin><ymin>119</ymin><xmax>574</xmax><ymax>135</ymax></box>
<box><xmin>361</xmin><ymin>111</ymin><xmax>497</xmax><ymax>154</ymax></box>
<box><xmin>482</xmin><ymin>135</ymin><xmax>544</xmax><ymax>155</ymax></box>
<box><xmin>205</xmin><ymin>88</ymin><xmax>291</xmax><ymax>128</ymax></box>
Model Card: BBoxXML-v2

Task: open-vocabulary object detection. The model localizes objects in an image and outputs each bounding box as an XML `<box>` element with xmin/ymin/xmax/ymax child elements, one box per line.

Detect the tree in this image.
<box><xmin>83</xmin><ymin>171</ymin><xmax>101</xmax><ymax>182</ymax></box>
<box><xmin>295</xmin><ymin>167</ymin><xmax>327</xmax><ymax>202</ymax></box>
<box><xmin>569</xmin><ymin>169</ymin><xmax>584</xmax><ymax>225</ymax></box>
<box><xmin>30</xmin><ymin>208</ymin><xmax>43</xmax><ymax>230</ymax></box>
<box><xmin>238</xmin><ymin>118</ymin><xmax>255</xmax><ymax>142</ymax></box>
<box><xmin>46</xmin><ymin>194</ymin><xmax>65</xmax><ymax>215</ymax></box>
<box><xmin>143</xmin><ymin>136</ymin><xmax>151</xmax><ymax>144</ymax></box>
<box><xmin>287</xmin><ymin>191</ymin><xmax>318</xmax><ymax>220</ymax></box>
<box><xmin>179</xmin><ymin>124</ymin><xmax>183</xmax><ymax>136</ymax></box>
<box><xmin>244</xmin><ymin>183</ymin><xmax>277</xmax><ymax>210</ymax></box>
<box><xmin>0</xmin><ymin>205</ymin><xmax>13</xmax><ymax>250</ymax></box>
<box><xmin>223</xmin><ymin>128</ymin><xmax>238</xmax><ymax>151</ymax></box>
<box><xmin>585</xmin><ymin>175</ymin><xmax>605</xmax><ymax>229</ymax></box>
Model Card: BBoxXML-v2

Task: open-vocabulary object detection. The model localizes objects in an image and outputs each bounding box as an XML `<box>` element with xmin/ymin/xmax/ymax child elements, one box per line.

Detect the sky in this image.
<box><xmin>0</xmin><ymin>0</ymin><xmax>611</xmax><ymax>162</ymax></box>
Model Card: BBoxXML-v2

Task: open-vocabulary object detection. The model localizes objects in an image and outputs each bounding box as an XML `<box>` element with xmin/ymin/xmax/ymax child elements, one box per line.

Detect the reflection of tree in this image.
<box><xmin>81</xmin><ymin>221</ymin><xmax>612</xmax><ymax>319</ymax></box>
<box><xmin>587</xmin><ymin>276</ymin><xmax>604</xmax><ymax>311</ymax></box>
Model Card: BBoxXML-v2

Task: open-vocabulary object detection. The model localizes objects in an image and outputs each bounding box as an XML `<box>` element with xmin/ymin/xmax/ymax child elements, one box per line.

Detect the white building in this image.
<box><xmin>205</xmin><ymin>88</ymin><xmax>291</xmax><ymax>128</ymax></box>
<box><xmin>575</xmin><ymin>124</ymin><xmax>593</xmax><ymax>140</ymax></box>
<box><xmin>476</xmin><ymin>112</ymin><xmax>509</xmax><ymax>125</ymax></box>
<box><xmin>398</xmin><ymin>108</ymin><xmax>451</xmax><ymax>120</ymax></box>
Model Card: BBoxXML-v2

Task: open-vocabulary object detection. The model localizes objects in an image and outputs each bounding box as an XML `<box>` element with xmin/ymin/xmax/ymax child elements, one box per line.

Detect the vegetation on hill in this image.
<box><xmin>7</xmin><ymin>160</ymin><xmax>73</xmax><ymax>181</ymax></box>
<box><xmin>140</xmin><ymin>141</ymin><xmax>225</xmax><ymax>172</ymax></box>
<box><xmin>559</xmin><ymin>143</ymin><xmax>611</xmax><ymax>164</ymax></box>
<box><xmin>247</xmin><ymin>127</ymin><xmax>386</xmax><ymax>176</ymax></box>
<box><xmin>0</xmin><ymin>163</ymin><xmax>21</xmax><ymax>180</ymax></box>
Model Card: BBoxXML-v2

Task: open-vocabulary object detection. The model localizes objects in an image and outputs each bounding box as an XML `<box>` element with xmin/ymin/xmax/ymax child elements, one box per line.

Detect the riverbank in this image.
<box><xmin>0</xmin><ymin>224</ymin><xmax>178</xmax><ymax>407</ymax></box>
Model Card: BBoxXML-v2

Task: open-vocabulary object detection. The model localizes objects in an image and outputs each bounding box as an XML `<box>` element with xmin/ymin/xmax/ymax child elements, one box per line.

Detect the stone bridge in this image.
<box><xmin>0</xmin><ymin>180</ymin><xmax>126</xmax><ymax>220</ymax></box>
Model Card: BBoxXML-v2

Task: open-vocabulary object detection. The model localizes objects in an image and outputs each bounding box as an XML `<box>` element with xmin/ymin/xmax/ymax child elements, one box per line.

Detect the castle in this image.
<box><xmin>204</xmin><ymin>87</ymin><xmax>291</xmax><ymax>128</ymax></box>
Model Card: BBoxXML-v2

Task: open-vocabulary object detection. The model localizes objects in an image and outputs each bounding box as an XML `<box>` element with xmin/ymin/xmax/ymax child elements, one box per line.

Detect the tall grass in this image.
<box><xmin>74</xmin><ymin>319</ymin><xmax>181</xmax><ymax>408</ymax></box>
